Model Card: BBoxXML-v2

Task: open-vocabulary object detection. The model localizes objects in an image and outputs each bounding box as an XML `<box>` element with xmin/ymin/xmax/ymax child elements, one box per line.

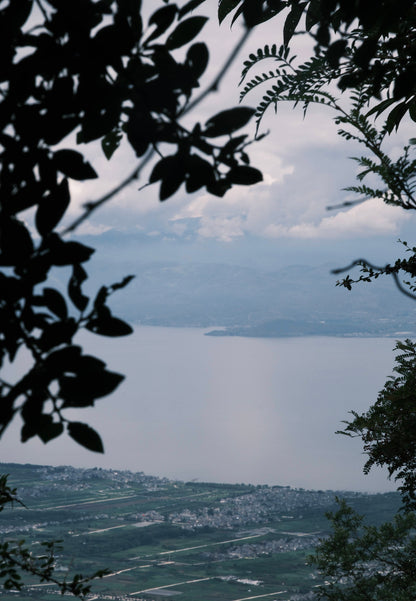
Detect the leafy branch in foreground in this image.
<box><xmin>308</xmin><ymin>338</ymin><xmax>416</xmax><ymax>600</ymax></box>
<box><xmin>240</xmin><ymin>43</ymin><xmax>416</xmax><ymax>211</ymax></box>
<box><xmin>333</xmin><ymin>239</ymin><xmax>416</xmax><ymax>301</ymax></box>
<box><xmin>310</xmin><ymin>498</ymin><xmax>416</xmax><ymax>601</ymax></box>
<box><xmin>238</xmin><ymin>39</ymin><xmax>416</xmax><ymax>300</ymax></box>
<box><xmin>310</xmin><ymin>339</ymin><xmax>416</xmax><ymax>598</ymax></box>
<box><xmin>338</xmin><ymin>339</ymin><xmax>416</xmax><ymax>510</ymax></box>
<box><xmin>0</xmin><ymin>0</ymin><xmax>262</xmax><ymax>449</ymax></box>
<box><xmin>219</xmin><ymin>0</ymin><xmax>416</xmax><ymax>130</ymax></box>
<box><xmin>0</xmin><ymin>475</ymin><xmax>107</xmax><ymax>597</ymax></box>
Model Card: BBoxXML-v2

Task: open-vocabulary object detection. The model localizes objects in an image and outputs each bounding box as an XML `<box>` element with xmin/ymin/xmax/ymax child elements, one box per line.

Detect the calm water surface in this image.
<box><xmin>3</xmin><ymin>327</ymin><xmax>400</xmax><ymax>492</ymax></box>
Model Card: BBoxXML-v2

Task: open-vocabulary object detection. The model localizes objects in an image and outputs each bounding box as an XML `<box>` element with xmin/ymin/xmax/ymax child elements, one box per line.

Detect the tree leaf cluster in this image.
<box><xmin>339</xmin><ymin>339</ymin><xmax>416</xmax><ymax>511</ymax></box>
<box><xmin>219</xmin><ymin>0</ymin><xmax>416</xmax><ymax>129</ymax></box>
<box><xmin>0</xmin><ymin>0</ymin><xmax>262</xmax><ymax>449</ymax></box>
<box><xmin>310</xmin><ymin>498</ymin><xmax>416</xmax><ymax>601</ymax></box>
<box><xmin>0</xmin><ymin>475</ymin><xmax>108</xmax><ymax>596</ymax></box>
<box><xmin>238</xmin><ymin>38</ymin><xmax>416</xmax><ymax>219</ymax></box>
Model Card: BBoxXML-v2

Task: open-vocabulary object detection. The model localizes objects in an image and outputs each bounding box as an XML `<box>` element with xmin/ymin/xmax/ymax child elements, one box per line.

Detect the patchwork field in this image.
<box><xmin>0</xmin><ymin>463</ymin><xmax>400</xmax><ymax>601</ymax></box>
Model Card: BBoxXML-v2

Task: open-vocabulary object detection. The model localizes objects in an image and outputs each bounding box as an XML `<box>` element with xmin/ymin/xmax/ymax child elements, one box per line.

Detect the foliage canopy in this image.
<box><xmin>219</xmin><ymin>0</ymin><xmax>416</xmax><ymax>130</ymax></box>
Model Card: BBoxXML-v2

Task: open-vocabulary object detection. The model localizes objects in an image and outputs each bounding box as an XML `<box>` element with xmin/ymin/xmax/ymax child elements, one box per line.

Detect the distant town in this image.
<box><xmin>0</xmin><ymin>463</ymin><xmax>400</xmax><ymax>601</ymax></box>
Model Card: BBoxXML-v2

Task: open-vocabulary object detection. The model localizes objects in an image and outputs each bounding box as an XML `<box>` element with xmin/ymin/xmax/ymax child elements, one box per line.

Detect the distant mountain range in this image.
<box><xmin>103</xmin><ymin>261</ymin><xmax>416</xmax><ymax>336</ymax></box>
<box><xmin>68</xmin><ymin>231</ymin><xmax>416</xmax><ymax>337</ymax></box>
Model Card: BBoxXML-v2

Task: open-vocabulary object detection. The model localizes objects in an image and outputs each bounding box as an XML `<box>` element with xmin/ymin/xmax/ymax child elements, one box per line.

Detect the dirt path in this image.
<box><xmin>51</xmin><ymin>494</ymin><xmax>137</xmax><ymax>509</ymax></box>
<box><xmin>131</xmin><ymin>576</ymin><xmax>214</xmax><ymax>596</ymax></box>
<box><xmin>158</xmin><ymin>532</ymin><xmax>267</xmax><ymax>555</ymax></box>
<box><xmin>232</xmin><ymin>591</ymin><xmax>287</xmax><ymax>601</ymax></box>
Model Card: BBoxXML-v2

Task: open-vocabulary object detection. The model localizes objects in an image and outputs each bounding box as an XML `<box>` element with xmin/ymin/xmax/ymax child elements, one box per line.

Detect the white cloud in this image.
<box><xmin>197</xmin><ymin>216</ymin><xmax>245</xmax><ymax>242</ymax></box>
<box><xmin>71</xmin><ymin>222</ymin><xmax>113</xmax><ymax>236</ymax></box>
<box><xmin>168</xmin><ymin>157</ymin><xmax>295</xmax><ymax>241</ymax></box>
<box><xmin>264</xmin><ymin>198</ymin><xmax>411</xmax><ymax>239</ymax></box>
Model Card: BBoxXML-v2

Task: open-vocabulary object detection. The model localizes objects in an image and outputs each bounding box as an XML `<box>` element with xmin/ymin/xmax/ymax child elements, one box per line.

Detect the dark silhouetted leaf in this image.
<box><xmin>44</xmin><ymin>345</ymin><xmax>82</xmax><ymax>374</ymax></box>
<box><xmin>160</xmin><ymin>171</ymin><xmax>185</xmax><ymax>200</ymax></box>
<box><xmin>326</xmin><ymin>39</ymin><xmax>348</xmax><ymax>68</ymax></box>
<box><xmin>386</xmin><ymin>101</ymin><xmax>408</xmax><ymax>133</ymax></box>
<box><xmin>49</xmin><ymin>238</ymin><xmax>95</xmax><ymax>266</ymax></box>
<box><xmin>353</xmin><ymin>38</ymin><xmax>378</xmax><ymax>69</ymax></box>
<box><xmin>7</xmin><ymin>0</ymin><xmax>33</xmax><ymax>29</ymax></box>
<box><xmin>110</xmin><ymin>275</ymin><xmax>135</xmax><ymax>292</ymax></box>
<box><xmin>93</xmin><ymin>286</ymin><xmax>108</xmax><ymax>309</ymax></box>
<box><xmin>166</xmin><ymin>16</ymin><xmax>208</xmax><ymax>50</ymax></box>
<box><xmin>124</xmin><ymin>111</ymin><xmax>154</xmax><ymax>157</ymax></box>
<box><xmin>218</xmin><ymin>0</ymin><xmax>242</xmax><ymax>24</ymax></box>
<box><xmin>60</xmin><ymin>368</ymin><xmax>124</xmax><ymax>406</ymax></box>
<box><xmin>86</xmin><ymin>311</ymin><xmax>133</xmax><ymax>336</ymax></box>
<box><xmin>42</xmin><ymin>287</ymin><xmax>68</xmax><ymax>320</ymax></box>
<box><xmin>101</xmin><ymin>129</ymin><xmax>123</xmax><ymax>160</ymax></box>
<box><xmin>206</xmin><ymin>178</ymin><xmax>231</xmax><ymax>197</ymax></box>
<box><xmin>221</xmin><ymin>134</ymin><xmax>248</xmax><ymax>155</ymax></box>
<box><xmin>150</xmin><ymin>155</ymin><xmax>186</xmax><ymax>200</ymax></box>
<box><xmin>242</xmin><ymin>0</ymin><xmax>283</xmax><ymax>26</ymax></box>
<box><xmin>68</xmin><ymin>264</ymin><xmax>89</xmax><ymax>311</ymax></box>
<box><xmin>284</xmin><ymin>2</ymin><xmax>307</xmax><ymax>46</ymax></box>
<box><xmin>305</xmin><ymin>0</ymin><xmax>321</xmax><ymax>31</ymax></box>
<box><xmin>410</xmin><ymin>102</ymin><xmax>416</xmax><ymax>123</ymax></box>
<box><xmin>38</xmin><ymin>421</ymin><xmax>64</xmax><ymax>443</ymax></box>
<box><xmin>185</xmin><ymin>154</ymin><xmax>214</xmax><ymax>192</ymax></box>
<box><xmin>68</xmin><ymin>422</ymin><xmax>104</xmax><ymax>453</ymax></box>
<box><xmin>178</xmin><ymin>0</ymin><xmax>206</xmax><ymax>19</ymax></box>
<box><xmin>146</xmin><ymin>4</ymin><xmax>177</xmax><ymax>44</ymax></box>
<box><xmin>54</xmin><ymin>149</ymin><xmax>97</xmax><ymax>180</ymax></box>
<box><xmin>228</xmin><ymin>165</ymin><xmax>263</xmax><ymax>185</ymax></box>
<box><xmin>0</xmin><ymin>218</ymin><xmax>34</xmax><ymax>267</ymax></box>
<box><xmin>38</xmin><ymin>319</ymin><xmax>77</xmax><ymax>352</ymax></box>
<box><xmin>204</xmin><ymin>107</ymin><xmax>255</xmax><ymax>137</ymax></box>
<box><xmin>186</xmin><ymin>42</ymin><xmax>209</xmax><ymax>79</ymax></box>
<box><xmin>35</xmin><ymin>178</ymin><xmax>70</xmax><ymax>237</ymax></box>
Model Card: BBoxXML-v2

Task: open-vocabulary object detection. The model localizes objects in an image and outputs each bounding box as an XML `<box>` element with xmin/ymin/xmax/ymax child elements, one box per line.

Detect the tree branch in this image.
<box><xmin>332</xmin><ymin>259</ymin><xmax>416</xmax><ymax>301</ymax></box>
<box><xmin>63</xmin><ymin>27</ymin><xmax>252</xmax><ymax>235</ymax></box>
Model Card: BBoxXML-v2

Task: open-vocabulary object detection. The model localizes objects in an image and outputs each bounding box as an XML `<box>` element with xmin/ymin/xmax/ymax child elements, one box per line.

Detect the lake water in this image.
<box><xmin>2</xmin><ymin>327</ymin><xmax>401</xmax><ymax>492</ymax></box>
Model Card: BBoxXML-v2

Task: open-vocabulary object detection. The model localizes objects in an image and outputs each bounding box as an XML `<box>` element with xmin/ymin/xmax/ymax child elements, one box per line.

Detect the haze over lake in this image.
<box><xmin>3</xmin><ymin>327</ymin><xmax>400</xmax><ymax>493</ymax></box>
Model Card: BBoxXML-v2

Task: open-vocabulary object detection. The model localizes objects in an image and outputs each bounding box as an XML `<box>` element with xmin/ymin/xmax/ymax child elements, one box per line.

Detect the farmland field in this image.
<box><xmin>0</xmin><ymin>463</ymin><xmax>400</xmax><ymax>601</ymax></box>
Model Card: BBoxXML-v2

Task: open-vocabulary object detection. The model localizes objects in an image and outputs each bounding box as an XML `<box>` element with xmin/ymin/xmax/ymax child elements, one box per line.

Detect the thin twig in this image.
<box><xmin>183</xmin><ymin>27</ymin><xmax>252</xmax><ymax>115</ymax></box>
<box><xmin>63</xmin><ymin>27</ymin><xmax>252</xmax><ymax>234</ymax></box>
<box><xmin>34</xmin><ymin>0</ymin><xmax>49</xmax><ymax>22</ymax></box>
<box><xmin>332</xmin><ymin>259</ymin><xmax>416</xmax><ymax>301</ymax></box>
<box><xmin>63</xmin><ymin>149</ymin><xmax>154</xmax><ymax>234</ymax></box>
